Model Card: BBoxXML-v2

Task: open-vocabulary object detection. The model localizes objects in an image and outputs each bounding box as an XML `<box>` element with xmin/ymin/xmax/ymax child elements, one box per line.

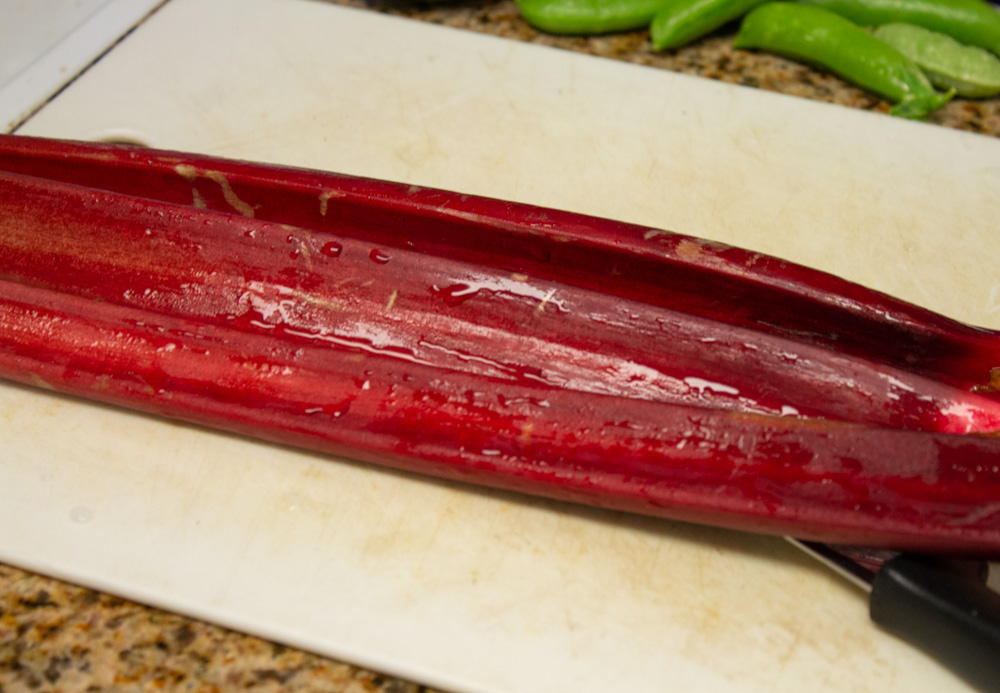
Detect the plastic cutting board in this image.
<box><xmin>5</xmin><ymin>0</ymin><xmax>1000</xmax><ymax>691</ymax></box>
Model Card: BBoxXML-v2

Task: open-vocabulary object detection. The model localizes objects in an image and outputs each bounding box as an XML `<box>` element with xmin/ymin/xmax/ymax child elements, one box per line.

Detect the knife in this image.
<box><xmin>787</xmin><ymin>538</ymin><xmax>1000</xmax><ymax>692</ymax></box>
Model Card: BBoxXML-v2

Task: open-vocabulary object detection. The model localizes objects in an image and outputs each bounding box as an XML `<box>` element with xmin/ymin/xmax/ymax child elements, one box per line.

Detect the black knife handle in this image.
<box><xmin>870</xmin><ymin>554</ymin><xmax>1000</xmax><ymax>692</ymax></box>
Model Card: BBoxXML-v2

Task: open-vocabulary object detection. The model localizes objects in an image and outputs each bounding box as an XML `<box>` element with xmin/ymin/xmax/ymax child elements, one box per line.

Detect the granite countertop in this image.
<box><xmin>2</xmin><ymin>2</ymin><xmax>998</xmax><ymax>692</ymax></box>
<box><xmin>0</xmin><ymin>563</ymin><xmax>438</xmax><ymax>693</ymax></box>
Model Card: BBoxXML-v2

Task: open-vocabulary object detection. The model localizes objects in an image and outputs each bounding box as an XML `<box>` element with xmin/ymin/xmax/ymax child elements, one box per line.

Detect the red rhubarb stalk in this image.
<box><xmin>1</xmin><ymin>134</ymin><xmax>998</xmax><ymax>556</ymax></box>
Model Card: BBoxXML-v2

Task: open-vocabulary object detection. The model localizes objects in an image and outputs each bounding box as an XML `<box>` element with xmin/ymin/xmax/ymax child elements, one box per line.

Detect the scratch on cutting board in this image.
<box><xmin>392</xmin><ymin>109</ymin><xmax>442</xmax><ymax>170</ymax></box>
<box><xmin>475</xmin><ymin>49</ymin><xmax>521</xmax><ymax>115</ymax></box>
<box><xmin>989</xmin><ymin>284</ymin><xmax>1000</xmax><ymax>314</ymax></box>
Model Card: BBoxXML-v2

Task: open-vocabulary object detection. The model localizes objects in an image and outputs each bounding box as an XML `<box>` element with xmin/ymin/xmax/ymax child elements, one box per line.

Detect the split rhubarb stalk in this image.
<box><xmin>1</xmin><ymin>134</ymin><xmax>998</xmax><ymax>556</ymax></box>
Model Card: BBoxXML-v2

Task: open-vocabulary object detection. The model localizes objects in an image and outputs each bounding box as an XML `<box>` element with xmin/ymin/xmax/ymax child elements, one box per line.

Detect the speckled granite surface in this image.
<box><xmin>3</xmin><ymin>3</ymin><xmax>998</xmax><ymax>692</ymax></box>
<box><xmin>0</xmin><ymin>564</ymin><xmax>439</xmax><ymax>693</ymax></box>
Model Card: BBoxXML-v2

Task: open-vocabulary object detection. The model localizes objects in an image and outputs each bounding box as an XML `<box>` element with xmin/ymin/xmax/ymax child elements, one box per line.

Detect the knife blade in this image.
<box><xmin>787</xmin><ymin>538</ymin><xmax>1000</xmax><ymax>692</ymax></box>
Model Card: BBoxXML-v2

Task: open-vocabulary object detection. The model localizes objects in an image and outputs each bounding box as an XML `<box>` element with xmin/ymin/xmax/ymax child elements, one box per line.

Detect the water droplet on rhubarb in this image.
<box><xmin>432</xmin><ymin>282</ymin><xmax>479</xmax><ymax>306</ymax></box>
<box><xmin>321</xmin><ymin>241</ymin><xmax>342</xmax><ymax>257</ymax></box>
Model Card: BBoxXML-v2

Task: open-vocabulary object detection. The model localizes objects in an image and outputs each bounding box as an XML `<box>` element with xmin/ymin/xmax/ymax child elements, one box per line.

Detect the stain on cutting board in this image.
<box><xmin>243</xmin><ymin>455</ymin><xmax>919</xmax><ymax>691</ymax></box>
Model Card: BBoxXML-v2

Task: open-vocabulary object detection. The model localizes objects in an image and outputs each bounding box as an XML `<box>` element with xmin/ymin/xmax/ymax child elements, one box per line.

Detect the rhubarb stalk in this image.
<box><xmin>1</xmin><ymin>134</ymin><xmax>998</xmax><ymax>556</ymax></box>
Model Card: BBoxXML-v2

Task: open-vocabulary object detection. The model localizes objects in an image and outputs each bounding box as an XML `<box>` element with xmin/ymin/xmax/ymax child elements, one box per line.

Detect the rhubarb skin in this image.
<box><xmin>0</xmin><ymin>134</ymin><xmax>998</xmax><ymax>556</ymax></box>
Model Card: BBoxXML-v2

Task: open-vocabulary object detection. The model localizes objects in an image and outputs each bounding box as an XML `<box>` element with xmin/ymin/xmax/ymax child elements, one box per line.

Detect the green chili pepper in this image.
<box><xmin>651</xmin><ymin>0</ymin><xmax>771</xmax><ymax>50</ymax></box>
<box><xmin>874</xmin><ymin>22</ymin><xmax>1000</xmax><ymax>96</ymax></box>
<box><xmin>733</xmin><ymin>2</ymin><xmax>954</xmax><ymax>118</ymax></box>
<box><xmin>798</xmin><ymin>0</ymin><xmax>1000</xmax><ymax>56</ymax></box>
<box><xmin>516</xmin><ymin>0</ymin><xmax>671</xmax><ymax>34</ymax></box>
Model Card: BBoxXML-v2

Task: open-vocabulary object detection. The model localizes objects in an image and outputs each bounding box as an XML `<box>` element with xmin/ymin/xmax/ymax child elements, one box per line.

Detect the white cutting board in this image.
<box><xmin>0</xmin><ymin>0</ymin><xmax>164</xmax><ymax>130</ymax></box>
<box><xmin>5</xmin><ymin>0</ymin><xmax>1000</xmax><ymax>691</ymax></box>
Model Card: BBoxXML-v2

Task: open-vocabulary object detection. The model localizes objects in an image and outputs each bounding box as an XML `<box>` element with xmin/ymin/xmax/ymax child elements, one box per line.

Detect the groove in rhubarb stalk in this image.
<box><xmin>2</xmin><ymin>135</ymin><xmax>998</xmax><ymax>389</ymax></box>
<box><xmin>1</xmin><ymin>134</ymin><xmax>999</xmax><ymax>556</ymax></box>
<box><xmin>2</xmin><ymin>278</ymin><xmax>1000</xmax><ymax>555</ymax></box>
<box><xmin>3</xmin><ymin>168</ymin><xmax>998</xmax><ymax>433</ymax></box>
